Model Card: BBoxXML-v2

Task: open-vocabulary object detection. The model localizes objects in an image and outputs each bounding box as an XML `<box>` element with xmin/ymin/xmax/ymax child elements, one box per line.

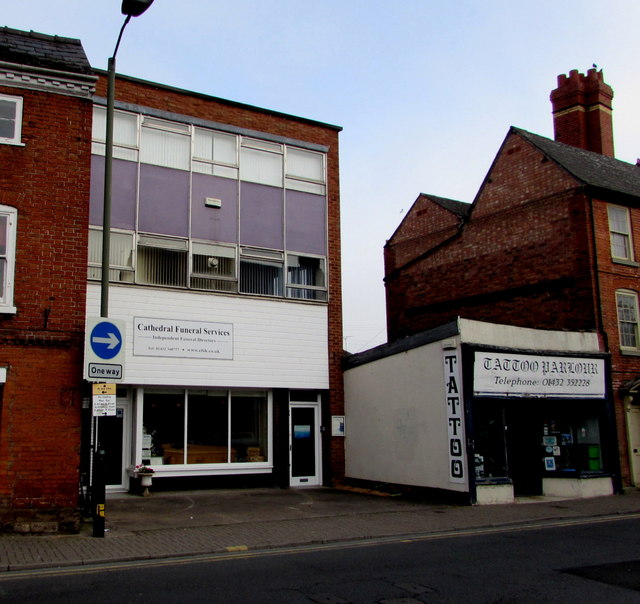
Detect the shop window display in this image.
<box><xmin>473</xmin><ymin>400</ymin><xmax>604</xmax><ymax>483</ymax></box>
<box><xmin>142</xmin><ymin>389</ymin><xmax>268</xmax><ymax>465</ymax></box>
<box><xmin>541</xmin><ymin>414</ymin><xmax>602</xmax><ymax>474</ymax></box>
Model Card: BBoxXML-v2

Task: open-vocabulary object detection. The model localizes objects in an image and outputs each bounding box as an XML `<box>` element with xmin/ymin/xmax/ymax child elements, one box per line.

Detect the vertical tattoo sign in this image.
<box><xmin>443</xmin><ymin>348</ymin><xmax>466</xmax><ymax>484</ymax></box>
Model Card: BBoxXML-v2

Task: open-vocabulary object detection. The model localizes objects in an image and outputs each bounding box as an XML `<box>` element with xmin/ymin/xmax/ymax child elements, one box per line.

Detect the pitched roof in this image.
<box><xmin>514</xmin><ymin>126</ymin><xmax>640</xmax><ymax>201</ymax></box>
<box><xmin>0</xmin><ymin>27</ymin><xmax>92</xmax><ymax>75</ymax></box>
<box><xmin>425</xmin><ymin>194</ymin><xmax>471</xmax><ymax>217</ymax></box>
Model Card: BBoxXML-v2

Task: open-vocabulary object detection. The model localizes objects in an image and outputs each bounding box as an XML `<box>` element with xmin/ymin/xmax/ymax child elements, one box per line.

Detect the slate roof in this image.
<box><xmin>424</xmin><ymin>194</ymin><xmax>470</xmax><ymax>217</ymax></box>
<box><xmin>514</xmin><ymin>126</ymin><xmax>640</xmax><ymax>201</ymax></box>
<box><xmin>0</xmin><ymin>27</ymin><xmax>92</xmax><ymax>75</ymax></box>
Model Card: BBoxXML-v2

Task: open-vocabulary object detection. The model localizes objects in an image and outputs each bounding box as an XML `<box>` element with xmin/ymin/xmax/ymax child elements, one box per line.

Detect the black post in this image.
<box><xmin>92</xmin><ymin>448</ymin><xmax>106</xmax><ymax>538</ymax></box>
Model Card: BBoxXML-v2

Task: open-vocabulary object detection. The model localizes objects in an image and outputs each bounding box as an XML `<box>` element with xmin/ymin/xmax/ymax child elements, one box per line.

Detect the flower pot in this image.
<box><xmin>138</xmin><ymin>473</ymin><xmax>153</xmax><ymax>496</ymax></box>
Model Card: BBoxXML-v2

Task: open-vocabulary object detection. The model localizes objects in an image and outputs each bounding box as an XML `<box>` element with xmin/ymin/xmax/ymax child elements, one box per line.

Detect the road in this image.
<box><xmin>1</xmin><ymin>517</ymin><xmax>639</xmax><ymax>603</ymax></box>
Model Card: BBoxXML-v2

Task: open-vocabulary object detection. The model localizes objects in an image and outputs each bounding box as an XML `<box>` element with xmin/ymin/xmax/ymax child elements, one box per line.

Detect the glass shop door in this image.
<box><xmin>290</xmin><ymin>403</ymin><xmax>321</xmax><ymax>486</ymax></box>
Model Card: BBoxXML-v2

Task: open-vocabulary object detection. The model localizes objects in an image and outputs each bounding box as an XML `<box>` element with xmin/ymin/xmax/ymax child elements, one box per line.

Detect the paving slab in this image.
<box><xmin>0</xmin><ymin>487</ymin><xmax>638</xmax><ymax>573</ymax></box>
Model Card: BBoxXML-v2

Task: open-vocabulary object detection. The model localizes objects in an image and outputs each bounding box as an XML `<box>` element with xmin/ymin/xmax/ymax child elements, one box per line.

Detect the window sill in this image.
<box><xmin>612</xmin><ymin>258</ymin><xmax>640</xmax><ymax>268</ymax></box>
<box><xmin>620</xmin><ymin>349</ymin><xmax>640</xmax><ymax>357</ymax></box>
<box><xmin>0</xmin><ymin>140</ymin><xmax>25</xmax><ymax>147</ymax></box>
<box><xmin>0</xmin><ymin>306</ymin><xmax>17</xmax><ymax>314</ymax></box>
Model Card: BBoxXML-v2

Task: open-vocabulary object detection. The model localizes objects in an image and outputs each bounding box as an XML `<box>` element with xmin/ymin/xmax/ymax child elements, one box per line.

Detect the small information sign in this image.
<box><xmin>92</xmin><ymin>383</ymin><xmax>117</xmax><ymax>417</ymax></box>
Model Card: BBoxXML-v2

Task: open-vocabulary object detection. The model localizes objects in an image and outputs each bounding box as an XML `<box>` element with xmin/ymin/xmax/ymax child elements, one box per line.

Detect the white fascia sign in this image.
<box><xmin>473</xmin><ymin>352</ymin><xmax>605</xmax><ymax>399</ymax></box>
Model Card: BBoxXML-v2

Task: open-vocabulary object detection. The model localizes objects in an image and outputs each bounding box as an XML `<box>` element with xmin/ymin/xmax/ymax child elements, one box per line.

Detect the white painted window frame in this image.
<box><xmin>0</xmin><ymin>94</ymin><xmax>23</xmax><ymax>146</ymax></box>
<box><xmin>616</xmin><ymin>289</ymin><xmax>640</xmax><ymax>351</ymax></box>
<box><xmin>608</xmin><ymin>205</ymin><xmax>634</xmax><ymax>262</ymax></box>
<box><xmin>0</xmin><ymin>205</ymin><xmax>17</xmax><ymax>313</ymax></box>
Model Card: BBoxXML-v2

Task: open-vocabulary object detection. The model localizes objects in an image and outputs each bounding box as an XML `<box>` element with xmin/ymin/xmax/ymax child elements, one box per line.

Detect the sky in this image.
<box><xmin>4</xmin><ymin>1</ymin><xmax>640</xmax><ymax>353</ymax></box>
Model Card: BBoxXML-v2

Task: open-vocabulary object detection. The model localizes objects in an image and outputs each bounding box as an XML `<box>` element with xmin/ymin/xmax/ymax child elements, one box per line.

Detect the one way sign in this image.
<box><xmin>84</xmin><ymin>317</ymin><xmax>126</xmax><ymax>382</ymax></box>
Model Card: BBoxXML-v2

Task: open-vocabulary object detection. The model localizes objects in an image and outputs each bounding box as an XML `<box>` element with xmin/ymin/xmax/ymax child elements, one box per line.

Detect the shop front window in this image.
<box><xmin>231</xmin><ymin>392</ymin><xmax>268</xmax><ymax>462</ymax></box>
<box><xmin>473</xmin><ymin>400</ymin><xmax>508</xmax><ymax>480</ymax></box>
<box><xmin>187</xmin><ymin>391</ymin><xmax>230</xmax><ymax>463</ymax></box>
<box><xmin>541</xmin><ymin>412</ymin><xmax>603</xmax><ymax>474</ymax></box>
<box><xmin>142</xmin><ymin>390</ymin><xmax>185</xmax><ymax>465</ymax></box>
<box><xmin>142</xmin><ymin>389</ymin><xmax>269</xmax><ymax>466</ymax></box>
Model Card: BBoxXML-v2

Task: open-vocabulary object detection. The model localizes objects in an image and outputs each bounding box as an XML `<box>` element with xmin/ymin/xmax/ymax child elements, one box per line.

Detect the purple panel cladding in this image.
<box><xmin>240</xmin><ymin>182</ymin><xmax>284</xmax><ymax>249</ymax></box>
<box><xmin>191</xmin><ymin>173</ymin><xmax>238</xmax><ymax>243</ymax></box>
<box><xmin>139</xmin><ymin>164</ymin><xmax>189</xmax><ymax>237</ymax></box>
<box><xmin>285</xmin><ymin>190</ymin><xmax>327</xmax><ymax>256</ymax></box>
<box><xmin>89</xmin><ymin>156</ymin><xmax>137</xmax><ymax>229</ymax></box>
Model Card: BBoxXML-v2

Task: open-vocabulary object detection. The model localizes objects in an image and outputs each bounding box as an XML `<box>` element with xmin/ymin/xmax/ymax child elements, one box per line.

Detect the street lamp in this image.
<box><xmin>94</xmin><ymin>0</ymin><xmax>154</xmax><ymax>539</ymax></box>
<box><xmin>100</xmin><ymin>0</ymin><xmax>154</xmax><ymax>318</ymax></box>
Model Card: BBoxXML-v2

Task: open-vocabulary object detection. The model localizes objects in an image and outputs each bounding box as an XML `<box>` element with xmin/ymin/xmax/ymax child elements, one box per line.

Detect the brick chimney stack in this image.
<box><xmin>550</xmin><ymin>68</ymin><xmax>614</xmax><ymax>157</ymax></box>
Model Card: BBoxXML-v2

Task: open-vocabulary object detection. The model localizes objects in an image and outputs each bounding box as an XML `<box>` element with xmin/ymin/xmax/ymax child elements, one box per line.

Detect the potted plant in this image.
<box><xmin>135</xmin><ymin>464</ymin><xmax>155</xmax><ymax>496</ymax></box>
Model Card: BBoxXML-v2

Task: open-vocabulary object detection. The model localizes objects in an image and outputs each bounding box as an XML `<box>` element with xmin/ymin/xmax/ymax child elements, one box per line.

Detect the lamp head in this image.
<box><xmin>121</xmin><ymin>0</ymin><xmax>154</xmax><ymax>17</ymax></box>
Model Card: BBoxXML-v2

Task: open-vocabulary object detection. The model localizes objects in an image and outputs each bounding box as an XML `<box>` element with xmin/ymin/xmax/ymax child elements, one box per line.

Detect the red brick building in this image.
<box><xmin>0</xmin><ymin>28</ymin><xmax>95</xmax><ymax>531</ymax></box>
<box><xmin>384</xmin><ymin>68</ymin><xmax>640</xmax><ymax>488</ymax></box>
<box><xmin>85</xmin><ymin>70</ymin><xmax>344</xmax><ymax>493</ymax></box>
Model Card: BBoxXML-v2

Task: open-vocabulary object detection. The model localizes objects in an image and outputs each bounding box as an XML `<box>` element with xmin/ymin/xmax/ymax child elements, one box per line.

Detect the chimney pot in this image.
<box><xmin>550</xmin><ymin>68</ymin><xmax>614</xmax><ymax>157</ymax></box>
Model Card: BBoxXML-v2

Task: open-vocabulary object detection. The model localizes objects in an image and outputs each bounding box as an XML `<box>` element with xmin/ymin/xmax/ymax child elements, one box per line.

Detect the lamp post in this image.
<box><xmin>101</xmin><ymin>0</ymin><xmax>154</xmax><ymax>318</ymax></box>
<box><xmin>93</xmin><ymin>0</ymin><xmax>154</xmax><ymax>539</ymax></box>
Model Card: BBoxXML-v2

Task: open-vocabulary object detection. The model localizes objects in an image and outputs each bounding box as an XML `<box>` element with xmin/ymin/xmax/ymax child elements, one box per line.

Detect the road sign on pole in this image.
<box><xmin>85</xmin><ymin>317</ymin><xmax>126</xmax><ymax>382</ymax></box>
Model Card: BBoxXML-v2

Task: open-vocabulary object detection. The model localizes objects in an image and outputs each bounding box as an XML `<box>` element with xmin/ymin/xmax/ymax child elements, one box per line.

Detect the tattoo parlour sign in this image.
<box><xmin>474</xmin><ymin>352</ymin><xmax>605</xmax><ymax>399</ymax></box>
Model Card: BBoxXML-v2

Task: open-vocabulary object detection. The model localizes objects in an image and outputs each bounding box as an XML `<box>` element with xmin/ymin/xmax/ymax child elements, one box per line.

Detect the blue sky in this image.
<box><xmin>4</xmin><ymin>1</ymin><xmax>640</xmax><ymax>352</ymax></box>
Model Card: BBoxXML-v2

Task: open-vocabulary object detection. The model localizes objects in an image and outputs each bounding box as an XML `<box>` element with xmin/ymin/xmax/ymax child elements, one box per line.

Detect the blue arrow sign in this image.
<box><xmin>90</xmin><ymin>321</ymin><xmax>123</xmax><ymax>360</ymax></box>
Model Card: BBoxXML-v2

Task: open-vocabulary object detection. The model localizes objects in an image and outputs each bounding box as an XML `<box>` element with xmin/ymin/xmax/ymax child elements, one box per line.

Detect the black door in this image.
<box><xmin>505</xmin><ymin>403</ymin><xmax>542</xmax><ymax>496</ymax></box>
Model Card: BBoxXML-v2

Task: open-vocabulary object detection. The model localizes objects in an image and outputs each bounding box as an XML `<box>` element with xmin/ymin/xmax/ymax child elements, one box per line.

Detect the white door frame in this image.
<box><xmin>289</xmin><ymin>401</ymin><xmax>322</xmax><ymax>487</ymax></box>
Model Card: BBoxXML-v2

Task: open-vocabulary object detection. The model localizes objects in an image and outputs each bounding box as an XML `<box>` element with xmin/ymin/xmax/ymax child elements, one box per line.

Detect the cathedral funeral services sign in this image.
<box><xmin>134</xmin><ymin>317</ymin><xmax>233</xmax><ymax>360</ymax></box>
<box><xmin>474</xmin><ymin>352</ymin><xmax>605</xmax><ymax>399</ymax></box>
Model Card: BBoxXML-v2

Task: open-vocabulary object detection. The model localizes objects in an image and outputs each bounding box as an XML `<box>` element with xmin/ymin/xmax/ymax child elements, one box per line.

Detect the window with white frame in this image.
<box><xmin>285</xmin><ymin>147</ymin><xmax>326</xmax><ymax>194</ymax></box>
<box><xmin>92</xmin><ymin>106</ymin><xmax>138</xmax><ymax>161</ymax></box>
<box><xmin>88</xmin><ymin>228</ymin><xmax>135</xmax><ymax>282</ymax></box>
<box><xmin>140</xmin><ymin>117</ymin><xmax>190</xmax><ymax>171</ymax></box>
<box><xmin>136</xmin><ymin>234</ymin><xmax>188</xmax><ymax>287</ymax></box>
<box><xmin>141</xmin><ymin>389</ymin><xmax>270</xmax><ymax>466</ymax></box>
<box><xmin>190</xmin><ymin>242</ymin><xmax>237</xmax><ymax>292</ymax></box>
<box><xmin>286</xmin><ymin>254</ymin><xmax>327</xmax><ymax>301</ymax></box>
<box><xmin>88</xmin><ymin>233</ymin><xmax>328</xmax><ymax>300</ymax></box>
<box><xmin>192</xmin><ymin>128</ymin><xmax>238</xmax><ymax>179</ymax></box>
<box><xmin>240</xmin><ymin>138</ymin><xmax>283</xmax><ymax>187</ymax></box>
<box><xmin>616</xmin><ymin>290</ymin><xmax>640</xmax><ymax>350</ymax></box>
<box><xmin>608</xmin><ymin>205</ymin><xmax>634</xmax><ymax>262</ymax></box>
<box><xmin>239</xmin><ymin>247</ymin><xmax>284</xmax><ymax>296</ymax></box>
<box><xmin>0</xmin><ymin>94</ymin><xmax>23</xmax><ymax>145</ymax></box>
<box><xmin>0</xmin><ymin>206</ymin><xmax>17</xmax><ymax>313</ymax></box>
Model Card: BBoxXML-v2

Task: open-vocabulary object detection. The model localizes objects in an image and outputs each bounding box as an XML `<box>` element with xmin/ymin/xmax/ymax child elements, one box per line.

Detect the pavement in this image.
<box><xmin>0</xmin><ymin>486</ymin><xmax>639</xmax><ymax>573</ymax></box>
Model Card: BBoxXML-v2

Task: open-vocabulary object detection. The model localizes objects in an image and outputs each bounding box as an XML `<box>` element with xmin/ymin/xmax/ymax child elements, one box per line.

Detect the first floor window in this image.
<box><xmin>0</xmin><ymin>94</ymin><xmax>23</xmax><ymax>145</ymax></box>
<box><xmin>190</xmin><ymin>242</ymin><xmax>237</xmax><ymax>292</ymax></box>
<box><xmin>0</xmin><ymin>206</ymin><xmax>17</xmax><ymax>312</ymax></box>
<box><xmin>88</xmin><ymin>230</ymin><xmax>327</xmax><ymax>302</ymax></box>
<box><xmin>136</xmin><ymin>234</ymin><xmax>188</xmax><ymax>287</ymax></box>
<box><xmin>142</xmin><ymin>389</ymin><xmax>269</xmax><ymax>465</ymax></box>
<box><xmin>617</xmin><ymin>290</ymin><xmax>640</xmax><ymax>350</ymax></box>
<box><xmin>287</xmin><ymin>254</ymin><xmax>327</xmax><ymax>301</ymax></box>
<box><xmin>88</xmin><ymin>228</ymin><xmax>134</xmax><ymax>283</ymax></box>
<box><xmin>608</xmin><ymin>205</ymin><xmax>634</xmax><ymax>262</ymax></box>
<box><xmin>239</xmin><ymin>248</ymin><xmax>284</xmax><ymax>296</ymax></box>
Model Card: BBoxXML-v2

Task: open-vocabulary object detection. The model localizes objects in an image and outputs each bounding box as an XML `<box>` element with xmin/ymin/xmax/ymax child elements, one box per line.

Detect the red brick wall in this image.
<box><xmin>96</xmin><ymin>74</ymin><xmax>345</xmax><ymax>482</ymax></box>
<box><xmin>589</xmin><ymin>199</ymin><xmax>640</xmax><ymax>483</ymax></box>
<box><xmin>385</xmin><ymin>131</ymin><xmax>598</xmax><ymax>341</ymax></box>
<box><xmin>0</xmin><ymin>84</ymin><xmax>92</xmax><ymax>530</ymax></box>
